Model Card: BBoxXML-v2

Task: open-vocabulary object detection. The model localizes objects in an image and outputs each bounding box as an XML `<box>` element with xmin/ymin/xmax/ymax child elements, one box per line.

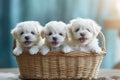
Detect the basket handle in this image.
<box><xmin>99</xmin><ymin>31</ymin><xmax>105</xmax><ymax>52</ymax></box>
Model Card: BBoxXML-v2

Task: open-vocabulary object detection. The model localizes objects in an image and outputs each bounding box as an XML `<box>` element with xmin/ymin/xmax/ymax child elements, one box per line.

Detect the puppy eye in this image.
<box><xmin>31</xmin><ymin>31</ymin><xmax>35</xmax><ymax>35</ymax></box>
<box><xmin>87</xmin><ymin>29</ymin><xmax>90</xmax><ymax>32</ymax></box>
<box><xmin>48</xmin><ymin>32</ymin><xmax>52</xmax><ymax>36</ymax></box>
<box><xmin>20</xmin><ymin>32</ymin><xmax>24</xmax><ymax>35</ymax></box>
<box><xmin>59</xmin><ymin>33</ymin><xmax>63</xmax><ymax>36</ymax></box>
<box><xmin>75</xmin><ymin>28</ymin><xmax>79</xmax><ymax>32</ymax></box>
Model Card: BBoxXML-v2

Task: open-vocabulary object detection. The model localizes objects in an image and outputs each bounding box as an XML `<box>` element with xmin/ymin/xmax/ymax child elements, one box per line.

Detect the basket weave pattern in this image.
<box><xmin>16</xmin><ymin>32</ymin><xmax>106</xmax><ymax>79</ymax></box>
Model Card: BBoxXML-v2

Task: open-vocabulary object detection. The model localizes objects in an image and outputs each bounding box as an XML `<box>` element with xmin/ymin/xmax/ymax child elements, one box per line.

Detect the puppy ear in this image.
<box><xmin>94</xmin><ymin>24</ymin><xmax>101</xmax><ymax>36</ymax></box>
<box><xmin>86</xmin><ymin>19</ymin><xmax>101</xmax><ymax>36</ymax></box>
<box><xmin>66</xmin><ymin>25</ymin><xmax>71</xmax><ymax>41</ymax></box>
<box><xmin>66</xmin><ymin>24</ymin><xmax>74</xmax><ymax>41</ymax></box>
<box><xmin>11</xmin><ymin>27</ymin><xmax>17</xmax><ymax>39</ymax></box>
<box><xmin>41</xmin><ymin>28</ymin><xmax>45</xmax><ymax>38</ymax></box>
<box><xmin>34</xmin><ymin>21</ymin><xmax>42</xmax><ymax>33</ymax></box>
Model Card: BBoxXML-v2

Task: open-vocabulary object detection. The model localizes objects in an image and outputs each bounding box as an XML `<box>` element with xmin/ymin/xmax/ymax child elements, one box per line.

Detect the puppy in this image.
<box><xmin>69</xmin><ymin>18</ymin><xmax>101</xmax><ymax>53</ymax></box>
<box><xmin>11</xmin><ymin>21</ymin><xmax>43</xmax><ymax>56</ymax></box>
<box><xmin>40</xmin><ymin>21</ymin><xmax>72</xmax><ymax>55</ymax></box>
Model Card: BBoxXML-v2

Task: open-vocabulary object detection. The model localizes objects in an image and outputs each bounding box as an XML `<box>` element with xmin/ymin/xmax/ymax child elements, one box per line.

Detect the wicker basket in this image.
<box><xmin>15</xmin><ymin>32</ymin><xmax>106</xmax><ymax>79</ymax></box>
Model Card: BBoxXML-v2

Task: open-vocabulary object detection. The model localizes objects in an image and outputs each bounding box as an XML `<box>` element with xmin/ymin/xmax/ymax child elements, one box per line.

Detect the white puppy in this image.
<box><xmin>11</xmin><ymin>21</ymin><xmax>43</xmax><ymax>56</ymax></box>
<box><xmin>40</xmin><ymin>21</ymin><xmax>72</xmax><ymax>55</ymax></box>
<box><xmin>69</xmin><ymin>18</ymin><xmax>102</xmax><ymax>53</ymax></box>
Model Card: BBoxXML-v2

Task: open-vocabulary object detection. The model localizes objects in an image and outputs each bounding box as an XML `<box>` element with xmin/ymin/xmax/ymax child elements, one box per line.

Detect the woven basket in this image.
<box><xmin>15</xmin><ymin>32</ymin><xmax>106</xmax><ymax>79</ymax></box>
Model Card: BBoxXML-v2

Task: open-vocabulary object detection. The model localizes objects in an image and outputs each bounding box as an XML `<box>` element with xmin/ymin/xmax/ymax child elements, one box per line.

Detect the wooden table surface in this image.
<box><xmin>0</xmin><ymin>68</ymin><xmax>120</xmax><ymax>77</ymax></box>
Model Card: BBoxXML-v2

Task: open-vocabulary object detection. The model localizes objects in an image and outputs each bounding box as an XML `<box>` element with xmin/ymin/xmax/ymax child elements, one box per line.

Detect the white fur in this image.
<box><xmin>69</xmin><ymin>18</ymin><xmax>102</xmax><ymax>53</ymax></box>
<box><xmin>40</xmin><ymin>21</ymin><xmax>72</xmax><ymax>55</ymax></box>
<box><xmin>11</xmin><ymin>21</ymin><xmax>43</xmax><ymax>56</ymax></box>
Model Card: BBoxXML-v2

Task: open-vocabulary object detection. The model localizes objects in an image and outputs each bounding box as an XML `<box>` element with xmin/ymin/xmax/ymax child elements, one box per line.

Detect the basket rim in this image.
<box><xmin>15</xmin><ymin>51</ymin><xmax>106</xmax><ymax>57</ymax></box>
<box><xmin>46</xmin><ymin>51</ymin><xmax>106</xmax><ymax>56</ymax></box>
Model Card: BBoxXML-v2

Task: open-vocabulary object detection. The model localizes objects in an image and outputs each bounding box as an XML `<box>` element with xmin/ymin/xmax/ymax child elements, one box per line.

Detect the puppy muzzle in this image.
<box><xmin>24</xmin><ymin>41</ymin><xmax>32</xmax><ymax>45</ymax></box>
<box><xmin>79</xmin><ymin>37</ymin><xmax>87</xmax><ymax>43</ymax></box>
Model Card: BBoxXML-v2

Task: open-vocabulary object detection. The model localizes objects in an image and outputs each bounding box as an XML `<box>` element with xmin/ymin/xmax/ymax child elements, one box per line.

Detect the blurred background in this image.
<box><xmin>0</xmin><ymin>0</ymin><xmax>120</xmax><ymax>69</ymax></box>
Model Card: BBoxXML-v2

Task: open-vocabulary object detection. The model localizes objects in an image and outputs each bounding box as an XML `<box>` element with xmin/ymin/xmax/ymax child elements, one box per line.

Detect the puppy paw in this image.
<box><xmin>29</xmin><ymin>46</ymin><xmax>39</xmax><ymax>55</ymax></box>
<box><xmin>40</xmin><ymin>46</ymin><xmax>50</xmax><ymax>55</ymax></box>
<box><xmin>13</xmin><ymin>47</ymin><xmax>22</xmax><ymax>56</ymax></box>
<box><xmin>91</xmin><ymin>47</ymin><xmax>101</xmax><ymax>54</ymax></box>
<box><xmin>62</xmin><ymin>46</ymin><xmax>73</xmax><ymax>53</ymax></box>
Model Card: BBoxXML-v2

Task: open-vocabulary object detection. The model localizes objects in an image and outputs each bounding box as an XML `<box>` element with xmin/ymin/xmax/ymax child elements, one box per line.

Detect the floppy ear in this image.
<box><xmin>93</xmin><ymin>24</ymin><xmax>101</xmax><ymax>36</ymax></box>
<box><xmin>66</xmin><ymin>26</ymin><xmax>71</xmax><ymax>41</ymax></box>
<box><xmin>36</xmin><ymin>22</ymin><xmax>42</xmax><ymax>31</ymax></box>
<box><xmin>11</xmin><ymin>27</ymin><xmax>17</xmax><ymax>39</ymax></box>
<box><xmin>58</xmin><ymin>21</ymin><xmax>71</xmax><ymax>41</ymax></box>
<box><xmin>35</xmin><ymin>22</ymin><xmax>43</xmax><ymax>37</ymax></box>
<box><xmin>86</xmin><ymin>19</ymin><xmax>101</xmax><ymax>36</ymax></box>
<box><xmin>66</xmin><ymin>24</ymin><xmax>74</xmax><ymax>41</ymax></box>
<box><xmin>91</xmin><ymin>22</ymin><xmax>101</xmax><ymax>36</ymax></box>
<box><xmin>41</xmin><ymin>28</ymin><xmax>45</xmax><ymax>38</ymax></box>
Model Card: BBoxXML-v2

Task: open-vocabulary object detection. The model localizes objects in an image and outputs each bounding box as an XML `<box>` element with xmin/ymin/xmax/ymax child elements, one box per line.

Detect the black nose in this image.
<box><xmin>25</xmin><ymin>36</ymin><xmax>30</xmax><ymax>40</ymax></box>
<box><xmin>80</xmin><ymin>33</ymin><xmax>85</xmax><ymax>37</ymax></box>
<box><xmin>53</xmin><ymin>37</ymin><xmax>57</xmax><ymax>41</ymax></box>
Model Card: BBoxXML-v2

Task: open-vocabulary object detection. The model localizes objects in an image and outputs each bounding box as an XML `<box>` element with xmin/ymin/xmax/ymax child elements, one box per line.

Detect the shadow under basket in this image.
<box><xmin>15</xmin><ymin>32</ymin><xmax>106</xmax><ymax>79</ymax></box>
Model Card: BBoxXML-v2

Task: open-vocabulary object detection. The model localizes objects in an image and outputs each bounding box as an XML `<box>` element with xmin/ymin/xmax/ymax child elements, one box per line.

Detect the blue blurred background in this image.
<box><xmin>0</xmin><ymin>0</ymin><xmax>120</xmax><ymax>69</ymax></box>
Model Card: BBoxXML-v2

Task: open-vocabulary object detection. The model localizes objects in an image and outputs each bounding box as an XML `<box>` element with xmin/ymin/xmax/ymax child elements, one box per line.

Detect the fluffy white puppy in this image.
<box><xmin>40</xmin><ymin>21</ymin><xmax>72</xmax><ymax>55</ymax></box>
<box><xmin>69</xmin><ymin>18</ymin><xmax>102</xmax><ymax>53</ymax></box>
<box><xmin>11</xmin><ymin>21</ymin><xmax>43</xmax><ymax>56</ymax></box>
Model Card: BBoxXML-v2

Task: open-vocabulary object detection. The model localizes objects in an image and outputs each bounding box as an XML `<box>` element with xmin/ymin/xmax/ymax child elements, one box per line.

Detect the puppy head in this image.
<box><xmin>70</xmin><ymin>18</ymin><xmax>101</xmax><ymax>44</ymax></box>
<box><xmin>42</xmin><ymin>21</ymin><xmax>69</xmax><ymax>48</ymax></box>
<box><xmin>11</xmin><ymin>21</ymin><xmax>42</xmax><ymax>47</ymax></box>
